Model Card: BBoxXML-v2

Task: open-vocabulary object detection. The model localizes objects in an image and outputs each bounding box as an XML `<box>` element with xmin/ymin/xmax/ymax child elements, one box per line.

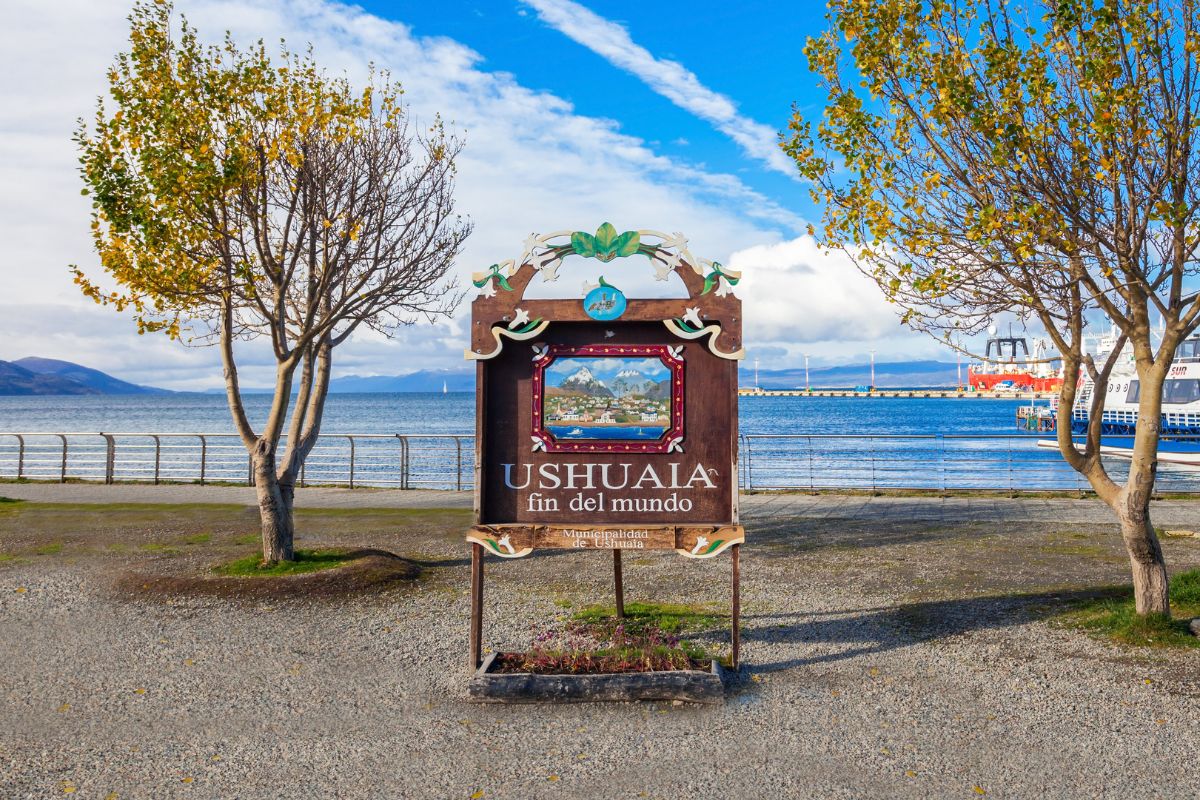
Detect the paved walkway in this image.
<box><xmin>3</xmin><ymin>483</ymin><xmax>1199</xmax><ymax>526</ymax></box>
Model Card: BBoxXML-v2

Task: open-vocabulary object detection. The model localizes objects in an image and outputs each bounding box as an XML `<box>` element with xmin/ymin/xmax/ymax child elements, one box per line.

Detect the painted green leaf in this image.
<box><xmin>496</xmin><ymin>275</ymin><xmax>513</xmax><ymax>292</ymax></box>
<box><xmin>571</xmin><ymin>231</ymin><xmax>597</xmax><ymax>258</ymax></box>
<box><xmin>611</xmin><ymin>230</ymin><xmax>641</xmax><ymax>258</ymax></box>
<box><xmin>701</xmin><ymin>274</ymin><xmax>717</xmax><ymax>295</ymax></box>
<box><xmin>484</xmin><ymin>538</ymin><xmax>501</xmax><ymax>553</ymax></box>
<box><xmin>593</xmin><ymin>222</ymin><xmax>619</xmax><ymax>250</ymax></box>
<box><xmin>703</xmin><ymin>539</ymin><xmax>724</xmax><ymax>554</ymax></box>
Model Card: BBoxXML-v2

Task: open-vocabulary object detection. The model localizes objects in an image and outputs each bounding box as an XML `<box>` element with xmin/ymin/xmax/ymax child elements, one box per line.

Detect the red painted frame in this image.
<box><xmin>531</xmin><ymin>344</ymin><xmax>685</xmax><ymax>453</ymax></box>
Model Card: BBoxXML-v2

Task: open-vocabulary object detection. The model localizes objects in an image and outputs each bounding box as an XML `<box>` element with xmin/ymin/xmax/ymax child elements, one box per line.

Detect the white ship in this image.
<box><xmin>1038</xmin><ymin>331</ymin><xmax>1200</xmax><ymax>467</ymax></box>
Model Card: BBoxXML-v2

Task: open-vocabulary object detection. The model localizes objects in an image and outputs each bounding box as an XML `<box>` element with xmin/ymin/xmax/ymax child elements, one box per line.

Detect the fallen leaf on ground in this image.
<box><xmin>133</xmin><ymin>688</ymin><xmax>146</xmax><ymax>695</ymax></box>
<box><xmin>60</xmin><ymin>780</ymin><xmax>76</xmax><ymax>794</ymax></box>
<box><xmin>547</xmin><ymin>775</ymin><xmax>560</xmax><ymax>781</ymax></box>
<box><xmin>904</xmin><ymin>770</ymin><xmax>917</xmax><ymax>778</ymax></box>
<box><xmin>15</xmin><ymin>587</ymin><xmax>27</xmax><ymax>594</ymax></box>
<box><xmin>973</xmin><ymin>786</ymin><xmax>986</xmax><ymax>795</ymax></box>
<box><xmin>57</xmin><ymin>703</ymin><xmax>70</xmax><ymax>713</ymax></box>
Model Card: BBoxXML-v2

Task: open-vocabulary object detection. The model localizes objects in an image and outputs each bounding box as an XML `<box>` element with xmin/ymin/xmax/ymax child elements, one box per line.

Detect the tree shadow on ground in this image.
<box><xmin>736</xmin><ymin>586</ymin><xmax>1124</xmax><ymax>675</ymax></box>
<box><xmin>746</xmin><ymin>516</ymin><xmax>1010</xmax><ymax>556</ymax></box>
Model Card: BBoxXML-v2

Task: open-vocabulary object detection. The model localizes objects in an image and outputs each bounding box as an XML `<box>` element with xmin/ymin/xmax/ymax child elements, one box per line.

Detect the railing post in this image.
<box><xmin>807</xmin><ymin>435</ymin><xmax>814</xmax><ymax>491</ymax></box>
<box><xmin>398</xmin><ymin>435</ymin><xmax>410</xmax><ymax>489</ymax></box>
<box><xmin>870</xmin><ymin>437</ymin><xmax>877</xmax><ymax>493</ymax></box>
<box><xmin>347</xmin><ymin>436</ymin><xmax>356</xmax><ymax>489</ymax></box>
<box><xmin>248</xmin><ymin>454</ymin><xmax>254</xmax><ymax>487</ymax></box>
<box><xmin>102</xmin><ymin>433</ymin><xmax>115</xmax><ymax>484</ymax></box>
<box><xmin>938</xmin><ymin>434</ymin><xmax>946</xmax><ymax>495</ymax></box>
<box><xmin>455</xmin><ymin>436</ymin><xmax>463</xmax><ymax>492</ymax></box>
<box><xmin>15</xmin><ymin>434</ymin><xmax>24</xmax><ymax>480</ymax></box>
<box><xmin>58</xmin><ymin>435</ymin><xmax>68</xmax><ymax>483</ymax></box>
<box><xmin>744</xmin><ymin>436</ymin><xmax>753</xmax><ymax>492</ymax></box>
<box><xmin>152</xmin><ymin>436</ymin><xmax>161</xmax><ymax>484</ymax></box>
<box><xmin>199</xmin><ymin>435</ymin><xmax>207</xmax><ymax>486</ymax></box>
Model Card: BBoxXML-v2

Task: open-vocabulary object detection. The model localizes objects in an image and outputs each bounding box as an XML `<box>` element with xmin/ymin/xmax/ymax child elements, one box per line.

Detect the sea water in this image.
<box><xmin>0</xmin><ymin>392</ymin><xmax>1032</xmax><ymax>435</ymax></box>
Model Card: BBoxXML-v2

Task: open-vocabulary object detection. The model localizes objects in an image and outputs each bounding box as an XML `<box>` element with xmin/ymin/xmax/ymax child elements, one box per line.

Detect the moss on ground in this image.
<box><xmin>213</xmin><ymin>548</ymin><xmax>355</xmax><ymax>577</ymax></box>
<box><xmin>1060</xmin><ymin>569</ymin><xmax>1200</xmax><ymax>649</ymax></box>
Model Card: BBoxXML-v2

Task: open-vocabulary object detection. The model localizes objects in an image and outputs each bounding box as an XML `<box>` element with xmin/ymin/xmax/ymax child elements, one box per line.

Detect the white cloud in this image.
<box><xmin>0</xmin><ymin>0</ymin><xmax>806</xmax><ymax>390</ymax></box>
<box><xmin>730</xmin><ymin>236</ymin><xmax>907</xmax><ymax>344</ymax></box>
<box><xmin>522</xmin><ymin>0</ymin><xmax>796</xmax><ymax>177</ymax></box>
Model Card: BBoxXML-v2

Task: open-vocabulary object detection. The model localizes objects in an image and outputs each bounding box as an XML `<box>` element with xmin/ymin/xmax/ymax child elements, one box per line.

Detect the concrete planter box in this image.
<box><xmin>467</xmin><ymin>653</ymin><xmax>726</xmax><ymax>704</ymax></box>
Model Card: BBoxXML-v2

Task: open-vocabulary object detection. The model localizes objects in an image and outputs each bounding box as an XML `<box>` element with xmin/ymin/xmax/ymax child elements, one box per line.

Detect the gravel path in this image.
<box><xmin>1</xmin><ymin>498</ymin><xmax>1199</xmax><ymax>798</ymax></box>
<box><xmin>4</xmin><ymin>481</ymin><xmax>1200</xmax><ymax>525</ymax></box>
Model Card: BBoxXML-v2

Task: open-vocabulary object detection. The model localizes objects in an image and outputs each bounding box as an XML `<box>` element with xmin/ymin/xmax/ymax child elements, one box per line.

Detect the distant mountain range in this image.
<box><xmin>0</xmin><ymin>356</ymin><xmax>966</xmax><ymax>396</ymax></box>
<box><xmin>739</xmin><ymin>360</ymin><xmax>960</xmax><ymax>389</ymax></box>
<box><xmin>0</xmin><ymin>357</ymin><xmax>168</xmax><ymax>396</ymax></box>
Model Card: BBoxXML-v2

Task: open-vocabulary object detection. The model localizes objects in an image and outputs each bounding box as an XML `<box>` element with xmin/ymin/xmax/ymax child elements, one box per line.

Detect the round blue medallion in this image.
<box><xmin>583</xmin><ymin>279</ymin><xmax>626</xmax><ymax>321</ymax></box>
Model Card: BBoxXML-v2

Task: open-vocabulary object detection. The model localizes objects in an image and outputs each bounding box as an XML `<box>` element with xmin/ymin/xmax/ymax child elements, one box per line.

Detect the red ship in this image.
<box><xmin>968</xmin><ymin>335</ymin><xmax>1063</xmax><ymax>392</ymax></box>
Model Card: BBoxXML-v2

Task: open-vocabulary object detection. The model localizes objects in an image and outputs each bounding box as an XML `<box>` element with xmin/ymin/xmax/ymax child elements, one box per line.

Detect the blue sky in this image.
<box><xmin>386</xmin><ymin>0</ymin><xmax>815</xmax><ymax>211</ymax></box>
<box><xmin>1</xmin><ymin>0</ymin><xmax>950</xmax><ymax>391</ymax></box>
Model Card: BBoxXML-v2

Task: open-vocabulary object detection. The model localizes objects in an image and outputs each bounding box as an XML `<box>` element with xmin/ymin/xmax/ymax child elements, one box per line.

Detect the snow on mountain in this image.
<box><xmin>559</xmin><ymin>366</ymin><xmax>613</xmax><ymax>397</ymax></box>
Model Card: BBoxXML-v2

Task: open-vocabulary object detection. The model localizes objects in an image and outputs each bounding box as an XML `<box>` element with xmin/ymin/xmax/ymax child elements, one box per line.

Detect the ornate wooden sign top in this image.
<box><xmin>465</xmin><ymin>223</ymin><xmax>745</xmax><ymax>670</ymax></box>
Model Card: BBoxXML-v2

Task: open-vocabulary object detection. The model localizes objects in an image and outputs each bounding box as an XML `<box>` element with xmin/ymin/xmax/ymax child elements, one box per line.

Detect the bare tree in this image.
<box><xmin>76</xmin><ymin>3</ymin><xmax>471</xmax><ymax>562</ymax></box>
<box><xmin>786</xmin><ymin>0</ymin><xmax>1200</xmax><ymax>614</ymax></box>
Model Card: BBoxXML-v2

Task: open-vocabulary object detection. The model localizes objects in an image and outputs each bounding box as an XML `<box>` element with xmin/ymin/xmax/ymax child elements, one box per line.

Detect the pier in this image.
<box><xmin>737</xmin><ymin>387</ymin><xmax>1055</xmax><ymax>400</ymax></box>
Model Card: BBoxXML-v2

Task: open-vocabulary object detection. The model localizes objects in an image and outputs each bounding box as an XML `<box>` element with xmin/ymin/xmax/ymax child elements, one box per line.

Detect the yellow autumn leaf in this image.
<box><xmin>470</xmin><ymin>792</ymin><xmax>484</xmax><ymax>799</ymax></box>
<box><xmin>57</xmin><ymin>703</ymin><xmax>70</xmax><ymax>713</ymax></box>
<box><xmin>547</xmin><ymin>775</ymin><xmax>560</xmax><ymax>782</ymax></box>
<box><xmin>973</xmin><ymin>786</ymin><xmax>986</xmax><ymax>795</ymax></box>
<box><xmin>134</xmin><ymin>688</ymin><xmax>146</xmax><ymax>695</ymax></box>
<box><xmin>905</xmin><ymin>770</ymin><xmax>917</xmax><ymax>778</ymax></box>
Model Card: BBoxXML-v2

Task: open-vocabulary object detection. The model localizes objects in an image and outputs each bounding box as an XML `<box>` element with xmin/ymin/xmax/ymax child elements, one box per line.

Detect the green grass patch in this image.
<box><xmin>182</xmin><ymin>533</ymin><xmax>211</xmax><ymax>545</ymax></box>
<box><xmin>33</xmin><ymin>541</ymin><xmax>63</xmax><ymax>556</ymax></box>
<box><xmin>213</xmin><ymin>548</ymin><xmax>354</xmax><ymax>577</ymax></box>
<box><xmin>0</xmin><ymin>552</ymin><xmax>16</xmax><ymax>563</ymax></box>
<box><xmin>572</xmin><ymin>601</ymin><xmax>722</xmax><ymax>634</ymax></box>
<box><xmin>233</xmin><ymin>533</ymin><xmax>260</xmax><ymax>546</ymax></box>
<box><xmin>1062</xmin><ymin>568</ymin><xmax>1200</xmax><ymax>649</ymax></box>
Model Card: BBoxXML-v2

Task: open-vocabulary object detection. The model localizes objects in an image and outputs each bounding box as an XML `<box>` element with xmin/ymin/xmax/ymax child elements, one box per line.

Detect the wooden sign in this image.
<box><xmin>465</xmin><ymin>224</ymin><xmax>745</xmax><ymax>670</ymax></box>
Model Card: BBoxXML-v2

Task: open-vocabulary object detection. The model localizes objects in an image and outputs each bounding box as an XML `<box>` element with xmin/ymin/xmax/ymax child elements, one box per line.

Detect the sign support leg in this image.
<box><xmin>731</xmin><ymin>543</ymin><xmax>741</xmax><ymax>671</ymax></box>
<box><xmin>613</xmin><ymin>548</ymin><xmax>625</xmax><ymax>618</ymax></box>
<box><xmin>470</xmin><ymin>543</ymin><xmax>484</xmax><ymax>669</ymax></box>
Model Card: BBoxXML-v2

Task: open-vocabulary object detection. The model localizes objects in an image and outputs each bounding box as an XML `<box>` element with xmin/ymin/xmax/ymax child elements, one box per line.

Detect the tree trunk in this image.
<box><xmin>253</xmin><ymin>441</ymin><xmax>295</xmax><ymax>564</ymax></box>
<box><xmin>1112</xmin><ymin>358</ymin><xmax>1171</xmax><ymax>616</ymax></box>
<box><xmin>1115</xmin><ymin>499</ymin><xmax>1170</xmax><ymax>616</ymax></box>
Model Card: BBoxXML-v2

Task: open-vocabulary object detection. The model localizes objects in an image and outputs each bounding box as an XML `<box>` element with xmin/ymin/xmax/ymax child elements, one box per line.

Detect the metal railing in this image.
<box><xmin>1</xmin><ymin>431</ymin><xmax>1198</xmax><ymax>493</ymax></box>
<box><xmin>0</xmin><ymin>432</ymin><xmax>472</xmax><ymax>491</ymax></box>
<box><xmin>738</xmin><ymin>433</ymin><xmax>1200</xmax><ymax>493</ymax></box>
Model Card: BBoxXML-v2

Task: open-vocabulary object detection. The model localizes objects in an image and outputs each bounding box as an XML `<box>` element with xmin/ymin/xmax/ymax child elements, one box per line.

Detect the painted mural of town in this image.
<box><xmin>543</xmin><ymin>357</ymin><xmax>671</xmax><ymax>438</ymax></box>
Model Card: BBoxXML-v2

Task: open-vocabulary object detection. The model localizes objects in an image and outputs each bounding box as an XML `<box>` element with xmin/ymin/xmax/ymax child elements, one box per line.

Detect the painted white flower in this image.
<box><xmin>531</xmin><ymin>344</ymin><xmax>548</xmax><ymax>360</ymax></box>
<box><xmin>581</xmin><ymin>279</ymin><xmax>599</xmax><ymax>295</ymax></box>
<box><xmin>683</xmin><ymin>307</ymin><xmax>704</xmax><ymax>329</ymax></box>
<box><xmin>531</xmin><ymin>436</ymin><xmax>547</xmax><ymax>452</ymax></box>
<box><xmin>479</xmin><ymin>279</ymin><xmax>496</xmax><ymax>298</ymax></box>
<box><xmin>690</xmin><ymin>536</ymin><xmax>709</xmax><ymax>555</ymax></box>
<box><xmin>604</xmin><ymin>329</ymin><xmax>615</xmax><ymax>339</ymax></box>
<box><xmin>667</xmin><ymin>436</ymin><xmax>684</xmax><ymax>453</ymax></box>
<box><xmin>653</xmin><ymin>253</ymin><xmax>679</xmax><ymax>281</ymax></box>
<box><xmin>658</xmin><ymin>231</ymin><xmax>689</xmax><ymax>251</ymax></box>
<box><xmin>668</xmin><ymin>345</ymin><xmax>684</xmax><ymax>360</ymax></box>
<box><xmin>508</xmin><ymin>308</ymin><xmax>530</xmax><ymax>330</ymax></box>
<box><xmin>715</xmin><ymin>277</ymin><xmax>733</xmax><ymax>297</ymax></box>
<box><xmin>497</xmin><ymin>534</ymin><xmax>516</xmax><ymax>555</ymax></box>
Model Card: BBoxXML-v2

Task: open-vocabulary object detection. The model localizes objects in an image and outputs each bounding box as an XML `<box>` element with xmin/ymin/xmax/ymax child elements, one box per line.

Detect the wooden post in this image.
<box><xmin>470</xmin><ymin>543</ymin><xmax>484</xmax><ymax>669</ymax></box>
<box><xmin>613</xmin><ymin>548</ymin><xmax>625</xmax><ymax>618</ymax></box>
<box><xmin>731</xmin><ymin>543</ymin><xmax>741</xmax><ymax>671</ymax></box>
